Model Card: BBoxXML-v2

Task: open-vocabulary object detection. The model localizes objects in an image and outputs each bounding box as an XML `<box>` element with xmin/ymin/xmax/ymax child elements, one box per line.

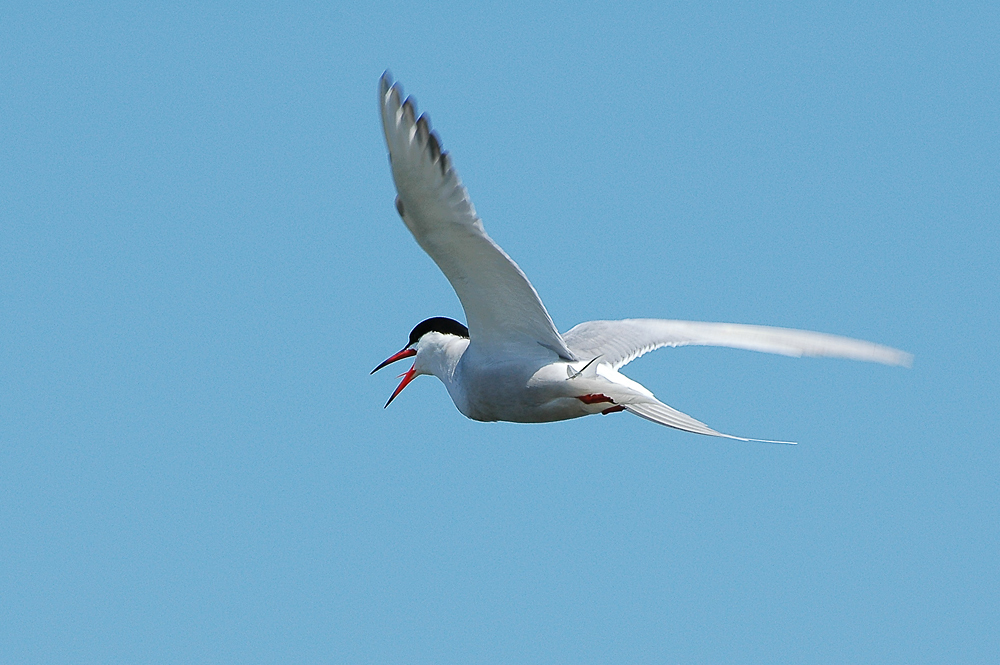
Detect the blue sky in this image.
<box><xmin>2</xmin><ymin>1</ymin><xmax>997</xmax><ymax>662</ymax></box>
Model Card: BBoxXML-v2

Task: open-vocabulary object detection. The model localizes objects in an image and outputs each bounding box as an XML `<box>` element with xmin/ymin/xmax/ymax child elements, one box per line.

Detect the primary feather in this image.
<box><xmin>380</xmin><ymin>73</ymin><xmax>575</xmax><ymax>360</ymax></box>
<box><xmin>563</xmin><ymin>319</ymin><xmax>913</xmax><ymax>370</ymax></box>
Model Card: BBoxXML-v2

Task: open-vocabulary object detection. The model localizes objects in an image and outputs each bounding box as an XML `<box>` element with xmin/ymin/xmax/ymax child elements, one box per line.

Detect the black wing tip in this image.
<box><xmin>379</xmin><ymin>73</ymin><xmax>450</xmax><ymax>176</ymax></box>
<box><xmin>413</xmin><ymin>111</ymin><xmax>450</xmax><ymax>175</ymax></box>
<box><xmin>416</xmin><ymin>113</ymin><xmax>430</xmax><ymax>144</ymax></box>
<box><xmin>379</xmin><ymin>70</ymin><xmax>397</xmax><ymax>103</ymax></box>
<box><xmin>401</xmin><ymin>96</ymin><xmax>417</xmax><ymax>122</ymax></box>
<box><xmin>427</xmin><ymin>131</ymin><xmax>442</xmax><ymax>161</ymax></box>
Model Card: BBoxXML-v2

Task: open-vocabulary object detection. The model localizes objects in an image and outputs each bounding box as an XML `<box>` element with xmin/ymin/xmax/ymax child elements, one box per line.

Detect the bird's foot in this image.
<box><xmin>577</xmin><ymin>393</ymin><xmax>615</xmax><ymax>405</ymax></box>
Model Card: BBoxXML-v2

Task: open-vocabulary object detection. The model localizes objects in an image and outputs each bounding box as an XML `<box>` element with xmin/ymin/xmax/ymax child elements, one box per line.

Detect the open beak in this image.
<box><xmin>371</xmin><ymin>347</ymin><xmax>417</xmax><ymax>374</ymax></box>
<box><xmin>371</xmin><ymin>347</ymin><xmax>418</xmax><ymax>408</ymax></box>
<box><xmin>383</xmin><ymin>365</ymin><xmax>417</xmax><ymax>408</ymax></box>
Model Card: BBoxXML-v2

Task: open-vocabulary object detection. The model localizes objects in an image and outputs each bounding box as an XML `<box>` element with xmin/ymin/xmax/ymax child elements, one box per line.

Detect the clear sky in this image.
<box><xmin>2</xmin><ymin>2</ymin><xmax>997</xmax><ymax>663</ymax></box>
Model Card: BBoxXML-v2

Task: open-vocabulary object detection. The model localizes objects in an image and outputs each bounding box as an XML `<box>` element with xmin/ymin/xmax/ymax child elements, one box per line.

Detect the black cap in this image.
<box><xmin>408</xmin><ymin>317</ymin><xmax>469</xmax><ymax>346</ymax></box>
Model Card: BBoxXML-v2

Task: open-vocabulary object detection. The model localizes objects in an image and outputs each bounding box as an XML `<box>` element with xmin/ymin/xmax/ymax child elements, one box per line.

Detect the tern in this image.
<box><xmin>372</xmin><ymin>72</ymin><xmax>911</xmax><ymax>443</ymax></box>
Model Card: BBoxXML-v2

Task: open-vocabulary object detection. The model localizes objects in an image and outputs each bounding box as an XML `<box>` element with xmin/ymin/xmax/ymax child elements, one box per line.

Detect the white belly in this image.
<box><xmin>451</xmin><ymin>354</ymin><xmax>635</xmax><ymax>423</ymax></box>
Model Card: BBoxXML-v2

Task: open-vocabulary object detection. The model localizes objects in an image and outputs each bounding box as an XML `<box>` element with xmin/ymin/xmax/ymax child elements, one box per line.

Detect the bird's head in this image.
<box><xmin>371</xmin><ymin>317</ymin><xmax>470</xmax><ymax>407</ymax></box>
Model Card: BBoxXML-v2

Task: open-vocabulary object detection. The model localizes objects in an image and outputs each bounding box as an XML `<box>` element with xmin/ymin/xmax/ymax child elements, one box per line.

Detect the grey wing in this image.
<box><xmin>563</xmin><ymin>319</ymin><xmax>913</xmax><ymax>369</ymax></box>
<box><xmin>379</xmin><ymin>72</ymin><xmax>575</xmax><ymax>360</ymax></box>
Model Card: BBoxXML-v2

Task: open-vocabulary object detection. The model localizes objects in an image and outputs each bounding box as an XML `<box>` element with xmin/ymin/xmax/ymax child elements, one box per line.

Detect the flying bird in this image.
<box><xmin>372</xmin><ymin>72</ymin><xmax>911</xmax><ymax>443</ymax></box>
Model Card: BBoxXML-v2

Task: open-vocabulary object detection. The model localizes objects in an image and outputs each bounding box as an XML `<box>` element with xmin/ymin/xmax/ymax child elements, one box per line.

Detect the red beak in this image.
<box><xmin>371</xmin><ymin>347</ymin><xmax>418</xmax><ymax>408</ymax></box>
<box><xmin>383</xmin><ymin>365</ymin><xmax>417</xmax><ymax>408</ymax></box>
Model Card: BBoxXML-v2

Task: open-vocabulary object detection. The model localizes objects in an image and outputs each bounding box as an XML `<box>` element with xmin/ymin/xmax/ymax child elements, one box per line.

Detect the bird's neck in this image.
<box><xmin>416</xmin><ymin>333</ymin><xmax>469</xmax><ymax>386</ymax></box>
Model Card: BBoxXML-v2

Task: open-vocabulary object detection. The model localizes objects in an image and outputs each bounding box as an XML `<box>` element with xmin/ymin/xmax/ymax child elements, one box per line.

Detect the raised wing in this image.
<box><xmin>564</xmin><ymin>319</ymin><xmax>913</xmax><ymax>369</ymax></box>
<box><xmin>379</xmin><ymin>72</ymin><xmax>575</xmax><ymax>360</ymax></box>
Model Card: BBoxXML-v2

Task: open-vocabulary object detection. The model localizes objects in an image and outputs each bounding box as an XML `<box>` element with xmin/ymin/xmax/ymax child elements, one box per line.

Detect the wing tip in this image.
<box><xmin>401</xmin><ymin>96</ymin><xmax>416</xmax><ymax>125</ymax></box>
<box><xmin>849</xmin><ymin>345</ymin><xmax>913</xmax><ymax>368</ymax></box>
<box><xmin>380</xmin><ymin>74</ymin><xmax>452</xmax><ymax>177</ymax></box>
<box><xmin>379</xmin><ymin>70</ymin><xmax>399</xmax><ymax>108</ymax></box>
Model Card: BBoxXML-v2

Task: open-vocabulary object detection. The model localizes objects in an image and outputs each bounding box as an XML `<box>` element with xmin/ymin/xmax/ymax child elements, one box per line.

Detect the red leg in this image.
<box><xmin>577</xmin><ymin>393</ymin><xmax>615</xmax><ymax>405</ymax></box>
